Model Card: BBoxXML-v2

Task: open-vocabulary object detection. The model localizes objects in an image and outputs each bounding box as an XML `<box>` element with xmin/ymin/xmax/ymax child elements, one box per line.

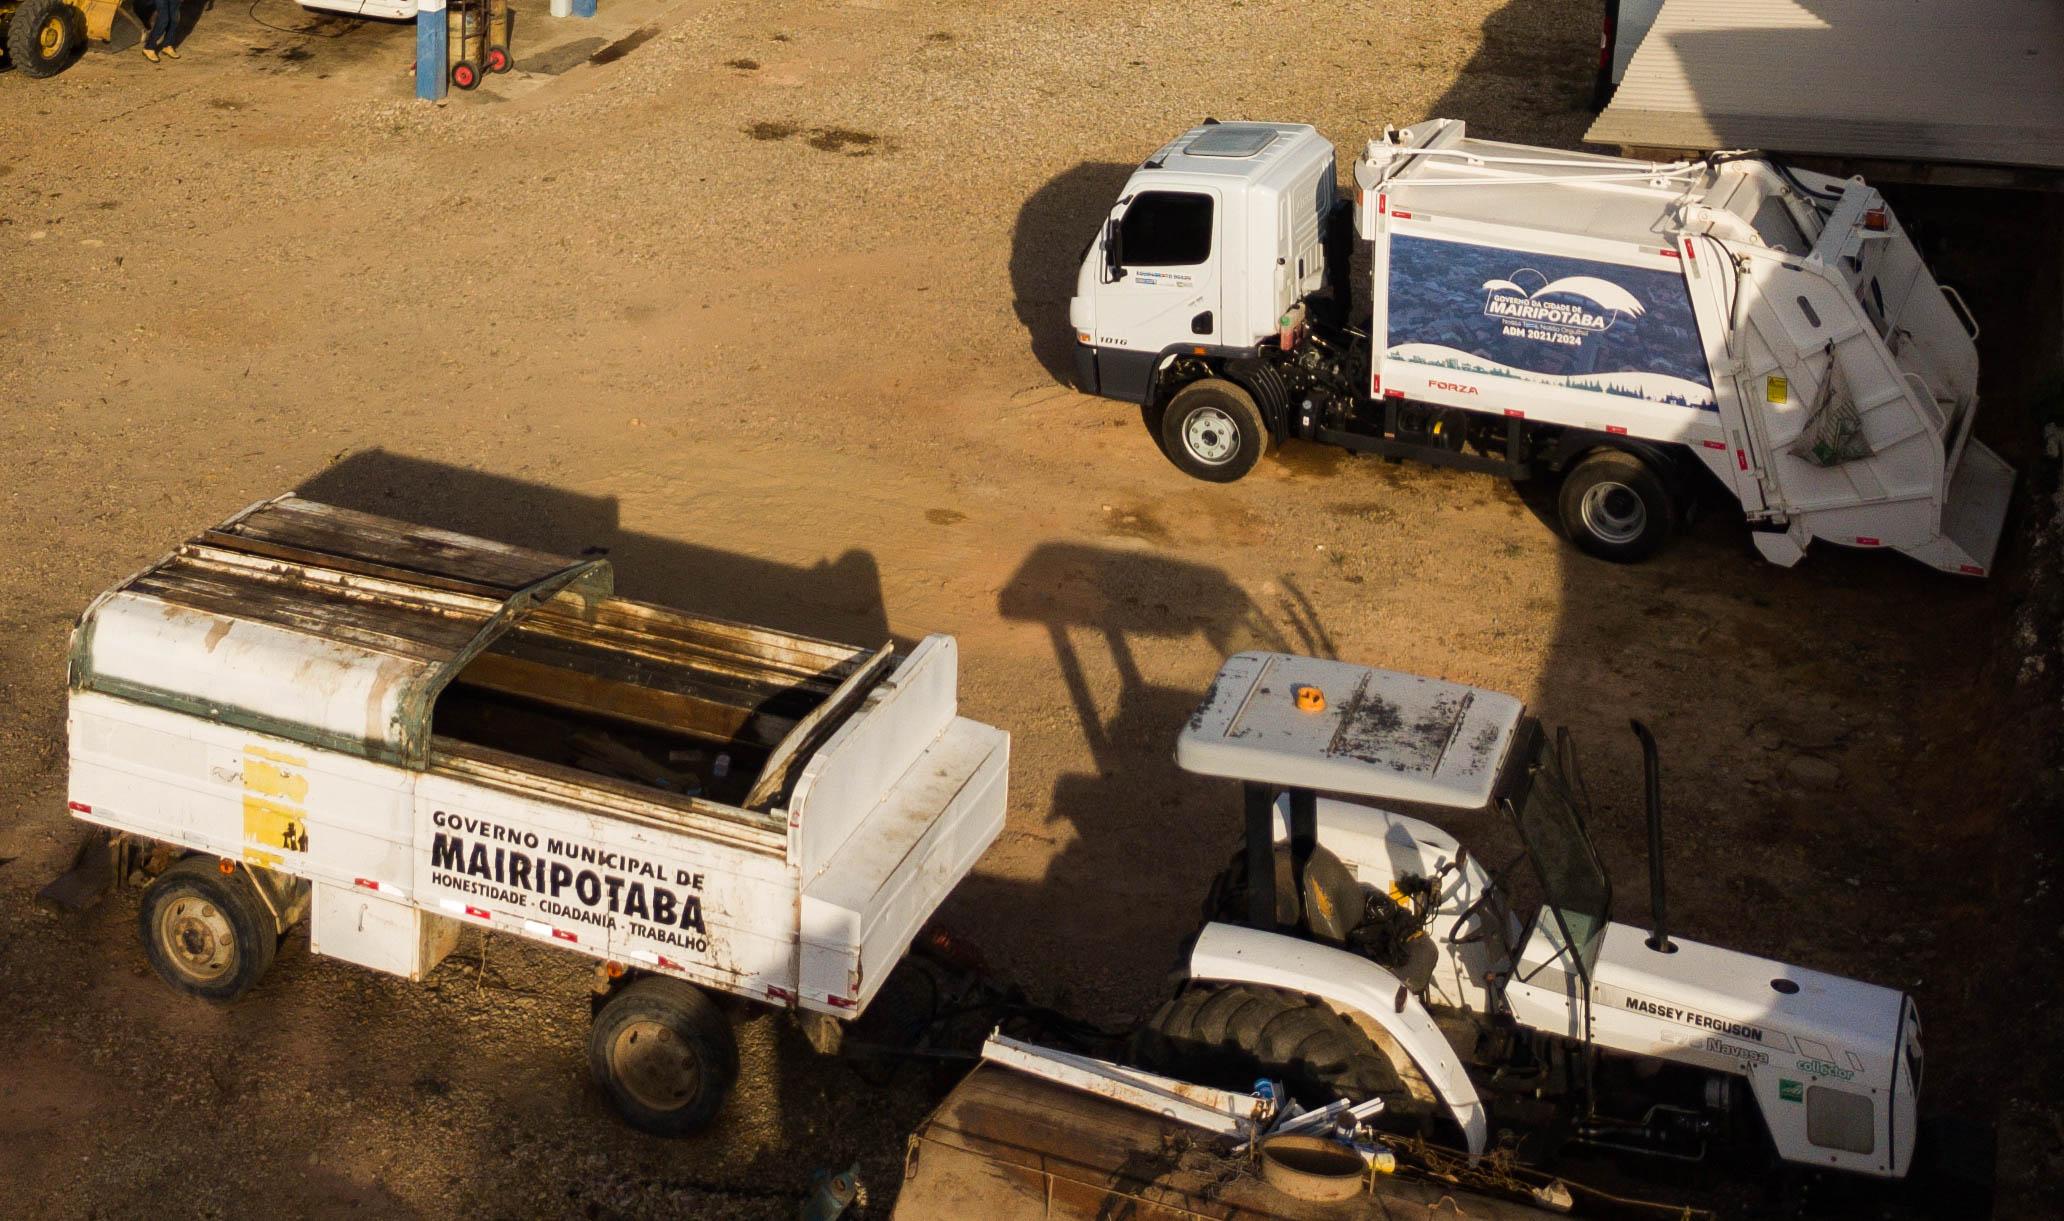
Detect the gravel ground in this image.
<box><xmin>2</xmin><ymin>1</ymin><xmax>2060</xmax><ymax>1217</ymax></box>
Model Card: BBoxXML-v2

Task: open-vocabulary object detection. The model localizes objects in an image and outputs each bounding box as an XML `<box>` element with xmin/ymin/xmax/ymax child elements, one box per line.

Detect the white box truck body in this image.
<box><xmin>1070</xmin><ymin>119</ymin><xmax>2012</xmax><ymax>573</ymax></box>
<box><xmin>63</xmin><ymin>496</ymin><xmax>1007</xmax><ymax>1130</ymax></box>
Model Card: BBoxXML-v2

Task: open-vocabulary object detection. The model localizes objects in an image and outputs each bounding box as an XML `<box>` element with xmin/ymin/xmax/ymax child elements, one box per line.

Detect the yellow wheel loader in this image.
<box><xmin>3</xmin><ymin>0</ymin><xmax>122</xmax><ymax>78</ymax></box>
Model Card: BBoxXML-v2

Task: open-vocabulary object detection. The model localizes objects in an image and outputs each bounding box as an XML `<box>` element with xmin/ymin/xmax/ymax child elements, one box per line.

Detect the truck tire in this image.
<box><xmin>589</xmin><ymin>976</ymin><xmax>738</xmax><ymax>1135</ymax></box>
<box><xmin>1557</xmin><ymin>449</ymin><xmax>1676</xmax><ymax>563</ymax></box>
<box><xmin>7</xmin><ymin>0</ymin><xmax>85</xmax><ymax>79</ymax></box>
<box><xmin>1161</xmin><ymin>379</ymin><xmax>1268</xmax><ymax>482</ymax></box>
<box><xmin>1133</xmin><ymin>981</ymin><xmax>1415</xmax><ymax>1114</ymax></box>
<box><xmin>138</xmin><ymin>856</ymin><xmax>279</xmax><ymax>1004</ymax></box>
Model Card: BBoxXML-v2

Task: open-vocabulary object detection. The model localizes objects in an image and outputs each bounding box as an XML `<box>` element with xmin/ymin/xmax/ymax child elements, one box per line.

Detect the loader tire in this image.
<box><xmin>1161</xmin><ymin>378</ymin><xmax>1268</xmax><ymax>482</ymax></box>
<box><xmin>138</xmin><ymin>856</ymin><xmax>278</xmax><ymax>1004</ymax></box>
<box><xmin>1557</xmin><ymin>449</ymin><xmax>1676</xmax><ymax>563</ymax></box>
<box><xmin>1133</xmin><ymin>981</ymin><xmax>1414</xmax><ymax>1114</ymax></box>
<box><xmin>7</xmin><ymin>0</ymin><xmax>85</xmax><ymax>79</ymax></box>
<box><xmin>590</xmin><ymin>976</ymin><xmax>738</xmax><ymax>1136</ymax></box>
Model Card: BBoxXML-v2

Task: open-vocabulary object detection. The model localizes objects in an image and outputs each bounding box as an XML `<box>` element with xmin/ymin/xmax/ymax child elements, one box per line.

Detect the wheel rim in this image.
<box><xmin>38</xmin><ymin>16</ymin><xmax>64</xmax><ymax>54</ymax></box>
<box><xmin>610</xmin><ymin>1019</ymin><xmax>699</xmax><ymax>1112</ymax></box>
<box><xmin>1181</xmin><ymin>406</ymin><xmax>1241</xmax><ymax>466</ymax></box>
<box><xmin>1579</xmin><ymin>481</ymin><xmax>1647</xmax><ymax>545</ymax></box>
<box><xmin>157</xmin><ymin>896</ymin><xmax>238</xmax><ymax>983</ymax></box>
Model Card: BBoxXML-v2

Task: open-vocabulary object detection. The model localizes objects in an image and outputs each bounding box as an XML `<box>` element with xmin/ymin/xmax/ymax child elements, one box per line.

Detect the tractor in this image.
<box><xmin>1133</xmin><ymin>651</ymin><xmax>1928</xmax><ymax>1191</ymax></box>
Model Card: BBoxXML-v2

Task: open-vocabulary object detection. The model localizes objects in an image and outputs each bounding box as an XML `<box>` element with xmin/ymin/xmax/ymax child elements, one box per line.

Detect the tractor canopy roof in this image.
<box><xmin>1177</xmin><ymin>652</ymin><xmax>1523</xmax><ymax>809</ymax></box>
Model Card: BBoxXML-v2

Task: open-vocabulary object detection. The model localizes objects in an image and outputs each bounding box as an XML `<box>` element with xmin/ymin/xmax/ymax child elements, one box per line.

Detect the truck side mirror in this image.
<box><xmin>1103</xmin><ymin>218</ymin><xmax>1126</xmax><ymax>281</ymax></box>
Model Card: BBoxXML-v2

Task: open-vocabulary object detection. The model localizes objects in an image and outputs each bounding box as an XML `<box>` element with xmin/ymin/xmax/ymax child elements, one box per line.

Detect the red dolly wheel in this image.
<box><xmin>451</xmin><ymin>60</ymin><xmax>480</xmax><ymax>90</ymax></box>
<box><xmin>485</xmin><ymin>45</ymin><xmax>511</xmax><ymax>73</ymax></box>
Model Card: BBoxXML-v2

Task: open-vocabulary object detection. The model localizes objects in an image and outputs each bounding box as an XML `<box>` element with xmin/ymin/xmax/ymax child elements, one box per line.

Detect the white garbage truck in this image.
<box><xmin>1069</xmin><ymin>118</ymin><xmax>2012</xmax><ymax>571</ymax></box>
<box><xmin>58</xmin><ymin>495</ymin><xmax>1008</xmax><ymax>1134</ymax></box>
<box><xmin>1132</xmin><ymin>652</ymin><xmax>1925</xmax><ymax>1184</ymax></box>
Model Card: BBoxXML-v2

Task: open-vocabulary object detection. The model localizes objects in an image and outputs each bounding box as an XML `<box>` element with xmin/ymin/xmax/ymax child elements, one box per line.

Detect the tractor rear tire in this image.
<box><xmin>1133</xmin><ymin>981</ymin><xmax>1414</xmax><ymax>1114</ymax></box>
<box><xmin>8</xmin><ymin>0</ymin><xmax>86</xmax><ymax>79</ymax></box>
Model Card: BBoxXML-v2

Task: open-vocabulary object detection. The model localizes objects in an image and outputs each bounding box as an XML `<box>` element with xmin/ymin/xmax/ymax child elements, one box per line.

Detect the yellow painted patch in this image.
<box><xmin>244</xmin><ymin>758</ymin><xmax>309</xmax><ymax>802</ymax></box>
<box><xmin>1766</xmin><ymin>375</ymin><xmax>1790</xmax><ymax>405</ymax></box>
<box><xmin>243</xmin><ymin>848</ymin><xmax>283</xmax><ymax>869</ymax></box>
<box><xmin>241</xmin><ymin>744</ymin><xmax>310</xmax><ymax>854</ymax></box>
<box><xmin>243</xmin><ymin>795</ymin><xmax>309</xmax><ymax>853</ymax></box>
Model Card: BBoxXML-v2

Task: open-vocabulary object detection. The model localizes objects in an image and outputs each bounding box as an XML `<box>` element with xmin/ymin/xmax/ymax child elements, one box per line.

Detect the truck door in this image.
<box><xmin>1092</xmin><ymin>188</ymin><xmax>1224</xmax><ymax>392</ymax></box>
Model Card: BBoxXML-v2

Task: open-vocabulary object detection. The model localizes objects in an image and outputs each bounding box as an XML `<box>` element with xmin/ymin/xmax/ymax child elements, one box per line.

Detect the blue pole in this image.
<box><xmin>417</xmin><ymin>0</ymin><xmax>448</xmax><ymax>101</ymax></box>
<box><xmin>572</xmin><ymin>0</ymin><xmax>595</xmax><ymax>17</ymax></box>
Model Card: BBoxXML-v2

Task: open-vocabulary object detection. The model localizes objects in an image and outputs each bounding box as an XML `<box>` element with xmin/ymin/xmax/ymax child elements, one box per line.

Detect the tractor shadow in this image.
<box><xmin>936</xmin><ymin>542</ymin><xmax>1336</xmax><ymax>1019</ymax></box>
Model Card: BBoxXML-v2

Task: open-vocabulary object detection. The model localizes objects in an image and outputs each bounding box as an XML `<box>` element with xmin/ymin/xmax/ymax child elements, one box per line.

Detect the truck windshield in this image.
<box><xmin>1510</xmin><ymin>734</ymin><xmax>1612</xmax><ymax>976</ymax></box>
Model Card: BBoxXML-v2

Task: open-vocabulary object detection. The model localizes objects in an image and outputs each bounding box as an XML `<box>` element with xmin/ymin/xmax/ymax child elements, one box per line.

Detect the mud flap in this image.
<box><xmin>35</xmin><ymin>827</ymin><xmax>118</xmax><ymax>915</ymax></box>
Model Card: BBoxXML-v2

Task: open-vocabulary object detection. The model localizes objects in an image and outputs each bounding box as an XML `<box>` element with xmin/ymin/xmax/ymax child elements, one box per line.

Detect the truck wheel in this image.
<box><xmin>1133</xmin><ymin>981</ymin><xmax>1414</xmax><ymax>1114</ymax></box>
<box><xmin>1557</xmin><ymin>450</ymin><xmax>1676</xmax><ymax>563</ymax></box>
<box><xmin>138</xmin><ymin>856</ymin><xmax>278</xmax><ymax>1004</ymax></box>
<box><xmin>7</xmin><ymin>0</ymin><xmax>86</xmax><ymax>79</ymax></box>
<box><xmin>1161</xmin><ymin>379</ymin><xmax>1268</xmax><ymax>483</ymax></box>
<box><xmin>589</xmin><ymin>976</ymin><xmax>738</xmax><ymax>1135</ymax></box>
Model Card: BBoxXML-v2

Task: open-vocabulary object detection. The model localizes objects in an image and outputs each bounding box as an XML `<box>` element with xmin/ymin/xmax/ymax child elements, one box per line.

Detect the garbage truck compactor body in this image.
<box><xmin>61</xmin><ymin>496</ymin><xmax>1009</xmax><ymax>1134</ymax></box>
<box><xmin>1070</xmin><ymin>119</ymin><xmax>2012</xmax><ymax>572</ymax></box>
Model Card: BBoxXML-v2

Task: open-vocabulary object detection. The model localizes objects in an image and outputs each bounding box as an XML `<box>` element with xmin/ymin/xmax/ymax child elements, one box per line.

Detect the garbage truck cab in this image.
<box><xmin>1071</xmin><ymin>122</ymin><xmax>1341</xmax><ymax>405</ymax></box>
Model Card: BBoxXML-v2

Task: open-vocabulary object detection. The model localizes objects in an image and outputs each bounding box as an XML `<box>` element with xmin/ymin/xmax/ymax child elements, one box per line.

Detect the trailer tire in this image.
<box><xmin>7</xmin><ymin>0</ymin><xmax>85</xmax><ymax>79</ymax></box>
<box><xmin>1134</xmin><ymin>981</ymin><xmax>1415</xmax><ymax>1114</ymax></box>
<box><xmin>138</xmin><ymin>856</ymin><xmax>278</xmax><ymax>1004</ymax></box>
<box><xmin>589</xmin><ymin>976</ymin><xmax>738</xmax><ymax>1136</ymax></box>
<box><xmin>1161</xmin><ymin>379</ymin><xmax>1268</xmax><ymax>482</ymax></box>
<box><xmin>1558</xmin><ymin>449</ymin><xmax>1676</xmax><ymax>563</ymax></box>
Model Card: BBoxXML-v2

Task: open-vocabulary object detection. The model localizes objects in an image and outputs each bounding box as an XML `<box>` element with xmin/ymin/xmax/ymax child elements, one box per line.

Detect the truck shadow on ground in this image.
<box><xmin>297</xmin><ymin>448</ymin><xmax>896</xmax><ymax>647</ymax></box>
<box><xmin>1009</xmin><ymin>161</ymin><xmax>1135</xmax><ymax>388</ymax></box>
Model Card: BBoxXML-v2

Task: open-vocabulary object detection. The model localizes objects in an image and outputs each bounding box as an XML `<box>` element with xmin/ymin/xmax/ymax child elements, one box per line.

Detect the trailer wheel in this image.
<box><xmin>7</xmin><ymin>0</ymin><xmax>86</xmax><ymax>79</ymax></box>
<box><xmin>137</xmin><ymin>856</ymin><xmax>278</xmax><ymax>1004</ymax></box>
<box><xmin>1161</xmin><ymin>379</ymin><xmax>1268</xmax><ymax>483</ymax></box>
<box><xmin>589</xmin><ymin>976</ymin><xmax>738</xmax><ymax>1135</ymax></box>
<box><xmin>1134</xmin><ymin>981</ymin><xmax>1415</xmax><ymax>1114</ymax></box>
<box><xmin>1558</xmin><ymin>449</ymin><xmax>1676</xmax><ymax>563</ymax></box>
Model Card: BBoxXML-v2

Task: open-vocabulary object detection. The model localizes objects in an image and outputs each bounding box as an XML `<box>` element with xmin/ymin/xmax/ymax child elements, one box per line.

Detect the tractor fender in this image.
<box><xmin>1190</xmin><ymin>921</ymin><xmax>1489</xmax><ymax>1157</ymax></box>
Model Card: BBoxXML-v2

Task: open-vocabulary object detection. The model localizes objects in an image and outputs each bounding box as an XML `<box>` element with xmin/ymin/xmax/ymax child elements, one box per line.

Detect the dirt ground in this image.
<box><xmin>3</xmin><ymin>1</ymin><xmax>2061</xmax><ymax>1217</ymax></box>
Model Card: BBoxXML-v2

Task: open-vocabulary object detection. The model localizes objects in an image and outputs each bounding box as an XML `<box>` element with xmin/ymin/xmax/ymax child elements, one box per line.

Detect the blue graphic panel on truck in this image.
<box><xmin>1386</xmin><ymin>235</ymin><xmax>1716</xmax><ymax>410</ymax></box>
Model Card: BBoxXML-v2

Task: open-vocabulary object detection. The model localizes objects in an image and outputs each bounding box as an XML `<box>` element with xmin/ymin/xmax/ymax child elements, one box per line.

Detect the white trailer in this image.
<box><xmin>1132</xmin><ymin>652</ymin><xmax>1925</xmax><ymax>1185</ymax></box>
<box><xmin>1069</xmin><ymin>118</ymin><xmax>2012</xmax><ymax>572</ymax></box>
<box><xmin>61</xmin><ymin>496</ymin><xmax>1008</xmax><ymax>1133</ymax></box>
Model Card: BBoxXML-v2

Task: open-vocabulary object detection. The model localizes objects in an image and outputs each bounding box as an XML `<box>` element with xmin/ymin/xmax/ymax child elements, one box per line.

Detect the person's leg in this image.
<box><xmin>146</xmin><ymin>0</ymin><xmax>174</xmax><ymax>49</ymax></box>
<box><xmin>158</xmin><ymin>2</ymin><xmax>181</xmax><ymax>56</ymax></box>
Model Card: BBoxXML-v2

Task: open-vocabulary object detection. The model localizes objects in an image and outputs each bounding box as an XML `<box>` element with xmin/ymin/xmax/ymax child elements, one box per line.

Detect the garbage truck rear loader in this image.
<box><xmin>1070</xmin><ymin>119</ymin><xmax>2012</xmax><ymax>572</ymax></box>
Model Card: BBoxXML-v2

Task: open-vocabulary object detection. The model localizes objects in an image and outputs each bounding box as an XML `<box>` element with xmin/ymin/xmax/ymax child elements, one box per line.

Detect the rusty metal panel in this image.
<box><xmin>70</xmin><ymin>496</ymin><xmax>614</xmax><ymax>767</ymax></box>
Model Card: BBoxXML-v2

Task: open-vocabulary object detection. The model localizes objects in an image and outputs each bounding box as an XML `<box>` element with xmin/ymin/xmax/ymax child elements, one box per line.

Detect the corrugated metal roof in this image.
<box><xmin>1587</xmin><ymin>0</ymin><xmax>2064</xmax><ymax>172</ymax></box>
<box><xmin>71</xmin><ymin>496</ymin><xmax>613</xmax><ymax>765</ymax></box>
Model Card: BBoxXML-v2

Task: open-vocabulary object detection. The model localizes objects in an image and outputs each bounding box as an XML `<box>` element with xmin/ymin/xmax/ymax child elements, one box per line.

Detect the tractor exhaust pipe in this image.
<box><xmin>1631</xmin><ymin>720</ymin><xmax>1675</xmax><ymax>953</ymax></box>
